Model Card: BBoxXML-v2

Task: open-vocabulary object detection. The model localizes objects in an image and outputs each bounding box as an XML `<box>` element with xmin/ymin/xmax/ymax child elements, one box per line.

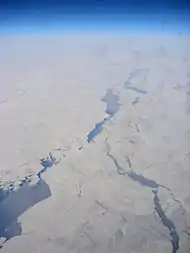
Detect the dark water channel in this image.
<box><xmin>153</xmin><ymin>189</ymin><xmax>179</xmax><ymax>253</ymax></box>
<box><xmin>87</xmin><ymin>118</ymin><xmax>109</xmax><ymax>143</ymax></box>
<box><xmin>101</xmin><ymin>89</ymin><xmax>121</xmax><ymax>116</ymax></box>
<box><xmin>87</xmin><ymin>89</ymin><xmax>121</xmax><ymax>143</ymax></box>
<box><xmin>107</xmin><ymin>151</ymin><xmax>180</xmax><ymax>253</ymax></box>
<box><xmin>0</xmin><ymin>178</ymin><xmax>51</xmax><ymax>243</ymax></box>
<box><xmin>0</xmin><ymin>152</ymin><xmax>57</xmax><ymax>246</ymax></box>
<box><xmin>125</xmin><ymin>86</ymin><xmax>147</xmax><ymax>94</ymax></box>
<box><xmin>124</xmin><ymin>69</ymin><xmax>147</xmax><ymax>94</ymax></box>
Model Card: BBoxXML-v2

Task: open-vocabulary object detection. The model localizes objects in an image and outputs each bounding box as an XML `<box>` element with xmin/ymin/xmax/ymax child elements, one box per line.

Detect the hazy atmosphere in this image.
<box><xmin>0</xmin><ymin>1</ymin><xmax>190</xmax><ymax>252</ymax></box>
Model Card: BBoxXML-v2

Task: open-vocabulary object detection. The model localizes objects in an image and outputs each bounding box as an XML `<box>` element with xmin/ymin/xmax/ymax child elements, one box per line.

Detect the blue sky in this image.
<box><xmin>0</xmin><ymin>0</ymin><xmax>189</xmax><ymax>35</ymax></box>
